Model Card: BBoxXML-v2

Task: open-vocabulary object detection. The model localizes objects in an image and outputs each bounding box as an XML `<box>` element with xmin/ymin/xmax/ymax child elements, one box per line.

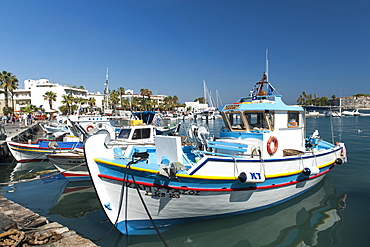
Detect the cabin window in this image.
<box><xmin>118</xmin><ymin>129</ymin><xmax>131</xmax><ymax>139</ymax></box>
<box><xmin>288</xmin><ymin>112</ymin><xmax>299</xmax><ymax>127</ymax></box>
<box><xmin>222</xmin><ymin>111</ymin><xmax>246</xmax><ymax>130</ymax></box>
<box><xmin>132</xmin><ymin>128</ymin><xmax>151</xmax><ymax>139</ymax></box>
<box><xmin>244</xmin><ymin>111</ymin><xmax>274</xmax><ymax>131</ymax></box>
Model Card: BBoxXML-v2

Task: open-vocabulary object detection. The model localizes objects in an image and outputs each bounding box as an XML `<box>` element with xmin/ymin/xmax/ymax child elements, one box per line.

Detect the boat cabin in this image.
<box><xmin>218</xmin><ymin>94</ymin><xmax>305</xmax><ymax>159</ymax></box>
<box><xmin>116</xmin><ymin>124</ymin><xmax>156</xmax><ymax>144</ymax></box>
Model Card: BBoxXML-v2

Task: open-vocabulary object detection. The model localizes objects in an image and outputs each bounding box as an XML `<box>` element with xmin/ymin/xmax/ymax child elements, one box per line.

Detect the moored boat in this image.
<box><xmin>7</xmin><ymin>137</ymin><xmax>83</xmax><ymax>163</ymax></box>
<box><xmin>342</xmin><ymin>109</ymin><xmax>362</xmax><ymax>116</ymax></box>
<box><xmin>46</xmin><ymin>149</ymin><xmax>88</xmax><ymax>180</ymax></box>
<box><xmin>84</xmin><ymin>72</ymin><xmax>347</xmax><ymax>235</ymax></box>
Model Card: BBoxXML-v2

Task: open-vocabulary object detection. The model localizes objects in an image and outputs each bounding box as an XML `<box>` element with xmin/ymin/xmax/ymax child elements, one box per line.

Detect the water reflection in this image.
<box><xmin>48</xmin><ymin>180</ymin><xmax>101</xmax><ymax>218</ymax></box>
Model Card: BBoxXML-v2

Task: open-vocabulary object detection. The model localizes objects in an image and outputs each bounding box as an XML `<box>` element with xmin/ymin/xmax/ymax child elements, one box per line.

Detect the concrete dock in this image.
<box><xmin>0</xmin><ymin>196</ymin><xmax>98</xmax><ymax>246</ymax></box>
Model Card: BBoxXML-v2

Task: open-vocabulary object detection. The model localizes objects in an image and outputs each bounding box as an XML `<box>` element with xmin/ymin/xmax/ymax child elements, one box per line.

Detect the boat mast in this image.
<box><xmin>265</xmin><ymin>48</ymin><xmax>269</xmax><ymax>81</ymax></box>
<box><xmin>256</xmin><ymin>49</ymin><xmax>269</xmax><ymax>96</ymax></box>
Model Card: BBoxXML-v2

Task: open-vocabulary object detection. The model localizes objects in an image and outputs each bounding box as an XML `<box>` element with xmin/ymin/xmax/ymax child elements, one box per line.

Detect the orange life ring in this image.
<box><xmin>267</xmin><ymin>136</ymin><xmax>278</xmax><ymax>155</ymax></box>
<box><xmin>86</xmin><ymin>125</ymin><xmax>94</xmax><ymax>132</ymax></box>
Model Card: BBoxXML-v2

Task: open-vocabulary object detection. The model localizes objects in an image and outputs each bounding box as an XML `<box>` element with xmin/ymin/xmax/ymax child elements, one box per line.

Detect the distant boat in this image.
<box><xmin>325</xmin><ymin>111</ymin><xmax>341</xmax><ymax>117</ymax></box>
<box><xmin>306</xmin><ymin>111</ymin><xmax>320</xmax><ymax>117</ymax></box>
<box><xmin>342</xmin><ymin>109</ymin><xmax>362</xmax><ymax>116</ymax></box>
<box><xmin>84</xmin><ymin>71</ymin><xmax>348</xmax><ymax>235</ymax></box>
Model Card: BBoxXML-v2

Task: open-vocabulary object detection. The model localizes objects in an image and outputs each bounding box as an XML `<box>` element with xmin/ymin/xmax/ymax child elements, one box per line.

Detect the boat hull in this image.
<box><xmin>7</xmin><ymin>140</ymin><xmax>83</xmax><ymax>162</ymax></box>
<box><xmin>85</xmin><ymin>134</ymin><xmax>343</xmax><ymax>235</ymax></box>
<box><xmin>47</xmin><ymin>152</ymin><xmax>89</xmax><ymax>180</ymax></box>
<box><xmin>98</xmin><ymin>171</ymin><xmax>325</xmax><ymax>235</ymax></box>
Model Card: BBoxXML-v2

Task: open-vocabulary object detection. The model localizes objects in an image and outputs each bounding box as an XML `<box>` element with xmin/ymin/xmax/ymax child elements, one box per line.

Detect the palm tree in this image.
<box><xmin>0</xmin><ymin>71</ymin><xmax>19</xmax><ymax>115</ymax></box>
<box><xmin>20</xmin><ymin>103</ymin><xmax>38</xmax><ymax>114</ymax></box>
<box><xmin>61</xmin><ymin>94</ymin><xmax>75</xmax><ymax>115</ymax></box>
<box><xmin>117</xmin><ymin>87</ymin><xmax>125</xmax><ymax>108</ymax></box>
<box><xmin>140</xmin><ymin>88</ymin><xmax>153</xmax><ymax>110</ymax></box>
<box><xmin>87</xmin><ymin>97</ymin><xmax>96</xmax><ymax>113</ymax></box>
<box><xmin>109</xmin><ymin>90</ymin><xmax>120</xmax><ymax>110</ymax></box>
<box><xmin>43</xmin><ymin>91</ymin><xmax>57</xmax><ymax>111</ymax></box>
<box><xmin>74</xmin><ymin>97</ymin><xmax>86</xmax><ymax>114</ymax></box>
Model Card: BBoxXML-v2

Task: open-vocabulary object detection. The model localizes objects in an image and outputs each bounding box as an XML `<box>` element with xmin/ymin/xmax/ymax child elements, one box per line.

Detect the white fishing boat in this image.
<box><xmin>46</xmin><ymin>148</ymin><xmax>88</xmax><ymax>180</ymax></box>
<box><xmin>7</xmin><ymin>137</ymin><xmax>83</xmax><ymax>163</ymax></box>
<box><xmin>342</xmin><ymin>109</ymin><xmax>362</xmax><ymax>116</ymax></box>
<box><xmin>84</xmin><ymin>72</ymin><xmax>347</xmax><ymax>235</ymax></box>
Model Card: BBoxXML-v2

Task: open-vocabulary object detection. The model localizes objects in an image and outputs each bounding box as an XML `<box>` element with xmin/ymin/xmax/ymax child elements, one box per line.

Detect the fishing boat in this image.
<box><xmin>46</xmin><ymin>148</ymin><xmax>88</xmax><ymax>180</ymax></box>
<box><xmin>7</xmin><ymin>136</ymin><xmax>83</xmax><ymax>163</ymax></box>
<box><xmin>84</xmin><ymin>72</ymin><xmax>347</xmax><ymax>235</ymax></box>
<box><xmin>155</xmin><ymin>122</ymin><xmax>181</xmax><ymax>136</ymax></box>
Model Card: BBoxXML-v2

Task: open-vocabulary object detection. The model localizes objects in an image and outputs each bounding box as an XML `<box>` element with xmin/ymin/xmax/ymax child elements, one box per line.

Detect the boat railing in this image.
<box><xmin>195</xmin><ymin>140</ymin><xmax>250</xmax><ymax>158</ymax></box>
<box><xmin>207</xmin><ymin>141</ymin><xmax>249</xmax><ymax>153</ymax></box>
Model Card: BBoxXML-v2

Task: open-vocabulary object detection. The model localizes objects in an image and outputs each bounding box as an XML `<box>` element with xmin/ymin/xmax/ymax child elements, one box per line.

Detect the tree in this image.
<box><xmin>194</xmin><ymin>97</ymin><xmax>206</xmax><ymax>104</ymax></box>
<box><xmin>61</xmin><ymin>94</ymin><xmax>75</xmax><ymax>115</ymax></box>
<box><xmin>140</xmin><ymin>88</ymin><xmax>153</xmax><ymax>110</ymax></box>
<box><xmin>0</xmin><ymin>71</ymin><xmax>19</xmax><ymax>115</ymax></box>
<box><xmin>109</xmin><ymin>90</ymin><xmax>120</xmax><ymax>110</ymax></box>
<box><xmin>117</xmin><ymin>87</ymin><xmax>125</xmax><ymax>108</ymax></box>
<box><xmin>87</xmin><ymin>97</ymin><xmax>96</xmax><ymax>113</ymax></box>
<box><xmin>20</xmin><ymin>103</ymin><xmax>38</xmax><ymax>114</ymax></box>
<box><xmin>74</xmin><ymin>97</ymin><xmax>86</xmax><ymax>114</ymax></box>
<box><xmin>43</xmin><ymin>91</ymin><xmax>57</xmax><ymax>110</ymax></box>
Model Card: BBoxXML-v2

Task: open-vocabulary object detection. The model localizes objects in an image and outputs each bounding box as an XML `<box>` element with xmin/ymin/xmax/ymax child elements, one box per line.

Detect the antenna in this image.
<box><xmin>105</xmin><ymin>67</ymin><xmax>109</xmax><ymax>85</ymax></box>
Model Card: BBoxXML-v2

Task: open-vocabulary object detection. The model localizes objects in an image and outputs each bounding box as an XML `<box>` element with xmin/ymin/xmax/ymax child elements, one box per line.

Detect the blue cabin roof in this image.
<box><xmin>220</xmin><ymin>95</ymin><xmax>304</xmax><ymax>112</ymax></box>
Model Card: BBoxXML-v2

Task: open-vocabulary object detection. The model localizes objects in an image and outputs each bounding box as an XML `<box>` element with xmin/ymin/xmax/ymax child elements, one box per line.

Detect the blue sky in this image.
<box><xmin>2</xmin><ymin>0</ymin><xmax>369</xmax><ymax>105</ymax></box>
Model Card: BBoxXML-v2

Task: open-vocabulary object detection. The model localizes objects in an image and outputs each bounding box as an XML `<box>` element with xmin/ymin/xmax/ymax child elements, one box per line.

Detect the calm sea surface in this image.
<box><xmin>1</xmin><ymin>116</ymin><xmax>370</xmax><ymax>247</ymax></box>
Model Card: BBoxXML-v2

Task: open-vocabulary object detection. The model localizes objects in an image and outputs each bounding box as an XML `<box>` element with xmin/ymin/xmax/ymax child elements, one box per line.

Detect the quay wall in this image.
<box><xmin>0</xmin><ymin>196</ymin><xmax>98</xmax><ymax>246</ymax></box>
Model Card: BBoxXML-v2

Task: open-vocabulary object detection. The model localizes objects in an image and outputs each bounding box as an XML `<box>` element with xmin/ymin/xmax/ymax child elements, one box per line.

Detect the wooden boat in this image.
<box><xmin>46</xmin><ymin>148</ymin><xmax>88</xmax><ymax>180</ymax></box>
<box><xmin>84</xmin><ymin>73</ymin><xmax>347</xmax><ymax>235</ymax></box>
<box><xmin>7</xmin><ymin>138</ymin><xmax>83</xmax><ymax>163</ymax></box>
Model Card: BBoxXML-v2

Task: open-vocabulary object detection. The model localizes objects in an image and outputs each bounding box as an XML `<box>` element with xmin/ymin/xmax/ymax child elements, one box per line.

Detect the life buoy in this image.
<box><xmin>86</xmin><ymin>125</ymin><xmax>94</xmax><ymax>132</ymax></box>
<box><xmin>267</xmin><ymin>136</ymin><xmax>278</xmax><ymax>155</ymax></box>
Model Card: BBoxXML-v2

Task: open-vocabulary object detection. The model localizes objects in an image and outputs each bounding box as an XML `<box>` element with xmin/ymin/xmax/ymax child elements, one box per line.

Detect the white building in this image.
<box><xmin>1</xmin><ymin>79</ymin><xmax>169</xmax><ymax>115</ymax></box>
<box><xmin>184</xmin><ymin>101</ymin><xmax>209</xmax><ymax>112</ymax></box>
<box><xmin>13</xmin><ymin>79</ymin><xmax>89</xmax><ymax>113</ymax></box>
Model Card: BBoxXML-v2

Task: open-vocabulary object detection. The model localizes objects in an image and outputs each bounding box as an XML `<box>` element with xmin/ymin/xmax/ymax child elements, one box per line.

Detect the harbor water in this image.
<box><xmin>0</xmin><ymin>116</ymin><xmax>369</xmax><ymax>247</ymax></box>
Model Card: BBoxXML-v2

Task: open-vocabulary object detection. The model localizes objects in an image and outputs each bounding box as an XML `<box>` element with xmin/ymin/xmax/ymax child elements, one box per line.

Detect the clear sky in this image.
<box><xmin>2</xmin><ymin>0</ymin><xmax>369</xmax><ymax>105</ymax></box>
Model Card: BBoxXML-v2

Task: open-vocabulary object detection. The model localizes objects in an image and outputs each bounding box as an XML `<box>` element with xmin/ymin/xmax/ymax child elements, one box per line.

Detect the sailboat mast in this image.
<box><xmin>203</xmin><ymin>80</ymin><xmax>207</xmax><ymax>105</ymax></box>
<box><xmin>265</xmin><ymin>48</ymin><xmax>269</xmax><ymax>81</ymax></box>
